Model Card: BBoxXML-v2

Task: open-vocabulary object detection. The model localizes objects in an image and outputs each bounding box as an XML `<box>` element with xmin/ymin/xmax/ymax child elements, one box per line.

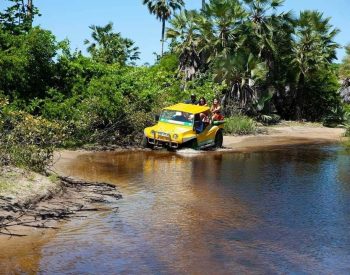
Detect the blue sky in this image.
<box><xmin>2</xmin><ymin>0</ymin><xmax>349</xmax><ymax>64</ymax></box>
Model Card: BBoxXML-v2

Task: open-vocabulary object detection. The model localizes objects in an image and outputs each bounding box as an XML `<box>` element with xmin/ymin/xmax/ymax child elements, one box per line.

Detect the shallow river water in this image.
<box><xmin>2</xmin><ymin>145</ymin><xmax>350</xmax><ymax>274</ymax></box>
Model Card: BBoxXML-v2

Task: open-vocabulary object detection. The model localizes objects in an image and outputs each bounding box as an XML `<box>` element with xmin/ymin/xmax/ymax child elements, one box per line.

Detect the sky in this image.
<box><xmin>1</xmin><ymin>0</ymin><xmax>349</xmax><ymax>64</ymax></box>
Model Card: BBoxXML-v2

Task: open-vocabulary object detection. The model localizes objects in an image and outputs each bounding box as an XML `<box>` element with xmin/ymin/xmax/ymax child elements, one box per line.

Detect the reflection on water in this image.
<box><xmin>3</xmin><ymin>145</ymin><xmax>350</xmax><ymax>274</ymax></box>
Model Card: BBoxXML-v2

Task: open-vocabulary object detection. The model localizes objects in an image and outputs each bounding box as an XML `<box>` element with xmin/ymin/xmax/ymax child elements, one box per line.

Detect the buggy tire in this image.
<box><xmin>142</xmin><ymin>136</ymin><xmax>154</xmax><ymax>149</ymax></box>
<box><xmin>182</xmin><ymin>138</ymin><xmax>198</xmax><ymax>150</ymax></box>
<box><xmin>214</xmin><ymin>130</ymin><xmax>223</xmax><ymax>148</ymax></box>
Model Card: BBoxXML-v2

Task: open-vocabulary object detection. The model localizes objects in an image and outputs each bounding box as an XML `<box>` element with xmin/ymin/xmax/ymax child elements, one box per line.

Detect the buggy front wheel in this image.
<box><xmin>214</xmin><ymin>130</ymin><xmax>223</xmax><ymax>148</ymax></box>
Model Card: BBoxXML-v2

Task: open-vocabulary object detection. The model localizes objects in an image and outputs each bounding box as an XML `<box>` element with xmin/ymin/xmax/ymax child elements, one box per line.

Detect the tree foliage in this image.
<box><xmin>143</xmin><ymin>0</ymin><xmax>184</xmax><ymax>55</ymax></box>
<box><xmin>0</xmin><ymin>0</ymin><xmax>39</xmax><ymax>34</ymax></box>
<box><xmin>339</xmin><ymin>44</ymin><xmax>350</xmax><ymax>80</ymax></box>
<box><xmin>84</xmin><ymin>22</ymin><xmax>140</xmax><ymax>65</ymax></box>
<box><xmin>166</xmin><ymin>0</ymin><xmax>341</xmax><ymax>120</ymax></box>
<box><xmin>0</xmin><ymin>27</ymin><xmax>58</xmax><ymax>100</ymax></box>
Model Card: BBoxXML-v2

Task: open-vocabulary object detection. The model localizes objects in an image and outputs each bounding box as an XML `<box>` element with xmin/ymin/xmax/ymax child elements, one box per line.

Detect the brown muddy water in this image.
<box><xmin>2</xmin><ymin>145</ymin><xmax>350</xmax><ymax>274</ymax></box>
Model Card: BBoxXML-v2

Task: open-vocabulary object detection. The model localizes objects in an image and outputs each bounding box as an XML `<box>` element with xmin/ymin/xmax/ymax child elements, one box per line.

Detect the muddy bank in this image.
<box><xmin>0</xmin><ymin>171</ymin><xmax>121</xmax><ymax>238</ymax></box>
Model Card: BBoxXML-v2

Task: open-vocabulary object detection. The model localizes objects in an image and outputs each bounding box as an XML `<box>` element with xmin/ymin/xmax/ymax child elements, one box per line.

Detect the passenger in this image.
<box><xmin>198</xmin><ymin>97</ymin><xmax>207</xmax><ymax>106</ymax></box>
<box><xmin>210</xmin><ymin>98</ymin><xmax>224</xmax><ymax>121</ymax></box>
<box><xmin>198</xmin><ymin>97</ymin><xmax>209</xmax><ymax>123</ymax></box>
<box><xmin>185</xmin><ymin>94</ymin><xmax>198</xmax><ymax>105</ymax></box>
<box><xmin>194</xmin><ymin>114</ymin><xmax>204</xmax><ymax>133</ymax></box>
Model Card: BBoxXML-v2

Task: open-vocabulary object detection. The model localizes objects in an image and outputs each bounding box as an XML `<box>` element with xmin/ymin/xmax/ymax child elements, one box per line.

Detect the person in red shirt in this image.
<box><xmin>210</xmin><ymin>98</ymin><xmax>224</xmax><ymax>121</ymax></box>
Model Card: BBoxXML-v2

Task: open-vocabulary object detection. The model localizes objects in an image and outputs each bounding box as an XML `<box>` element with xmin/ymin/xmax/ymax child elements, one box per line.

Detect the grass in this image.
<box><xmin>224</xmin><ymin>115</ymin><xmax>257</xmax><ymax>135</ymax></box>
<box><xmin>0</xmin><ymin>179</ymin><xmax>14</xmax><ymax>194</ymax></box>
<box><xmin>0</xmin><ymin>167</ymin><xmax>60</xmax><ymax>202</ymax></box>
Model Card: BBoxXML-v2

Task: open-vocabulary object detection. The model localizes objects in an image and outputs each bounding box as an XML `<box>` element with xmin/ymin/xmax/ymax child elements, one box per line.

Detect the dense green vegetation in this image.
<box><xmin>166</xmin><ymin>0</ymin><xmax>343</xmax><ymax>121</ymax></box>
<box><xmin>0</xmin><ymin>0</ymin><xmax>349</xmax><ymax>171</ymax></box>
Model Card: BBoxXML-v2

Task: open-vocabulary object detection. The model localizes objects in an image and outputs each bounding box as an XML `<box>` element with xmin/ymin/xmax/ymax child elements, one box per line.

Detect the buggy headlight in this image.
<box><xmin>151</xmin><ymin>130</ymin><xmax>155</xmax><ymax>135</ymax></box>
<box><xmin>173</xmin><ymin>134</ymin><xmax>178</xmax><ymax>139</ymax></box>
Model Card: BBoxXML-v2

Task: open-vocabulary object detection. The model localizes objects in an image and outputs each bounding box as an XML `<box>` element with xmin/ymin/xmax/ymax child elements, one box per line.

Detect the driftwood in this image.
<box><xmin>0</xmin><ymin>176</ymin><xmax>122</xmax><ymax>237</ymax></box>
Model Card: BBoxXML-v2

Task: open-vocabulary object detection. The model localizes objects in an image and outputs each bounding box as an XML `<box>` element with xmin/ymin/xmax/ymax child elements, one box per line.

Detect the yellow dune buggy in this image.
<box><xmin>143</xmin><ymin>103</ymin><xmax>225</xmax><ymax>150</ymax></box>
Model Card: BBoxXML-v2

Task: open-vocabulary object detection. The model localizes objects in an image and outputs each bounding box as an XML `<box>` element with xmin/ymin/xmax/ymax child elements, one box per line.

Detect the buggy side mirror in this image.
<box><xmin>155</xmin><ymin>114</ymin><xmax>160</xmax><ymax>122</ymax></box>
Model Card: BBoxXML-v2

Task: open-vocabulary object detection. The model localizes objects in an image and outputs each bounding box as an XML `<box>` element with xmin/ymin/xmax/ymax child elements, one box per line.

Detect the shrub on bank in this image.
<box><xmin>0</xmin><ymin>104</ymin><xmax>64</xmax><ymax>172</ymax></box>
<box><xmin>224</xmin><ymin>115</ymin><xmax>257</xmax><ymax>135</ymax></box>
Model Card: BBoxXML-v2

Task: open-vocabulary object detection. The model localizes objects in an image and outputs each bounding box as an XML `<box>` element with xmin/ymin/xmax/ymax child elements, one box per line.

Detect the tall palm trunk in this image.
<box><xmin>161</xmin><ymin>18</ymin><xmax>166</xmax><ymax>56</ymax></box>
<box><xmin>27</xmin><ymin>0</ymin><xmax>33</xmax><ymax>17</ymax></box>
<box><xmin>295</xmin><ymin>73</ymin><xmax>305</xmax><ymax>120</ymax></box>
<box><xmin>26</xmin><ymin>0</ymin><xmax>33</xmax><ymax>27</ymax></box>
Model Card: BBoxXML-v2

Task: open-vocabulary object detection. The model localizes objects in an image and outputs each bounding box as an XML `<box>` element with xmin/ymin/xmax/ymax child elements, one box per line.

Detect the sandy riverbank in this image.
<box><xmin>224</xmin><ymin>126</ymin><xmax>346</xmax><ymax>151</ymax></box>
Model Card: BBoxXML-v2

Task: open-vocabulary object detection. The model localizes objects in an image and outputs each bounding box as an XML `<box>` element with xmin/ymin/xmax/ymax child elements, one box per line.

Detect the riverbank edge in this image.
<box><xmin>0</xmin><ymin>168</ymin><xmax>122</xmax><ymax>238</ymax></box>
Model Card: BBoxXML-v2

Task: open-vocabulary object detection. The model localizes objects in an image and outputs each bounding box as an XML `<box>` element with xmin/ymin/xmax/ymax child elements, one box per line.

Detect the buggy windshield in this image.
<box><xmin>159</xmin><ymin>110</ymin><xmax>193</xmax><ymax>126</ymax></box>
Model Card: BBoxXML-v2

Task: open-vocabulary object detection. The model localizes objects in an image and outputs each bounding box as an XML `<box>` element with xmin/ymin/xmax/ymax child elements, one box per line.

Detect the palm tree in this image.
<box><xmin>243</xmin><ymin>0</ymin><xmax>293</xmax><ymax>77</ymax></box>
<box><xmin>143</xmin><ymin>0</ymin><xmax>184</xmax><ymax>56</ymax></box>
<box><xmin>167</xmin><ymin>10</ymin><xmax>202</xmax><ymax>80</ymax></box>
<box><xmin>26</xmin><ymin>0</ymin><xmax>33</xmax><ymax>20</ymax></box>
<box><xmin>340</xmin><ymin>44</ymin><xmax>350</xmax><ymax>80</ymax></box>
<box><xmin>292</xmin><ymin>10</ymin><xmax>339</xmax><ymax>119</ymax></box>
<box><xmin>84</xmin><ymin>22</ymin><xmax>140</xmax><ymax>65</ymax></box>
<box><xmin>200</xmin><ymin>0</ymin><xmax>247</xmax><ymax>58</ymax></box>
<box><xmin>214</xmin><ymin>51</ymin><xmax>267</xmax><ymax>114</ymax></box>
<box><xmin>167</xmin><ymin>0</ymin><xmax>247</xmax><ymax>81</ymax></box>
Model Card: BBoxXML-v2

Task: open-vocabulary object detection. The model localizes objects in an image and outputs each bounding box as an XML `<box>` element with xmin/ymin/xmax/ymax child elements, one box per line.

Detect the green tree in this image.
<box><xmin>167</xmin><ymin>10</ymin><xmax>202</xmax><ymax>80</ymax></box>
<box><xmin>243</xmin><ymin>0</ymin><xmax>294</xmax><ymax>81</ymax></box>
<box><xmin>339</xmin><ymin>44</ymin><xmax>350</xmax><ymax>80</ymax></box>
<box><xmin>168</xmin><ymin>0</ymin><xmax>247</xmax><ymax>80</ymax></box>
<box><xmin>339</xmin><ymin>45</ymin><xmax>350</xmax><ymax>103</ymax></box>
<box><xmin>0</xmin><ymin>0</ymin><xmax>39</xmax><ymax>34</ymax></box>
<box><xmin>0</xmin><ymin>27</ymin><xmax>57</xmax><ymax>100</ymax></box>
<box><xmin>84</xmin><ymin>22</ymin><xmax>140</xmax><ymax>65</ymax></box>
<box><xmin>200</xmin><ymin>0</ymin><xmax>246</xmax><ymax>58</ymax></box>
<box><xmin>143</xmin><ymin>0</ymin><xmax>184</xmax><ymax>56</ymax></box>
<box><xmin>292</xmin><ymin>10</ymin><xmax>339</xmax><ymax>119</ymax></box>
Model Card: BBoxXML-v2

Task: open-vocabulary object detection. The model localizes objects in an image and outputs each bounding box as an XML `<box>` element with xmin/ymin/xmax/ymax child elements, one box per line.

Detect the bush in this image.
<box><xmin>224</xmin><ymin>115</ymin><xmax>257</xmax><ymax>135</ymax></box>
<box><xmin>0</xmin><ymin>104</ymin><xmax>64</xmax><ymax>172</ymax></box>
<box><xmin>257</xmin><ymin>114</ymin><xmax>281</xmax><ymax>125</ymax></box>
